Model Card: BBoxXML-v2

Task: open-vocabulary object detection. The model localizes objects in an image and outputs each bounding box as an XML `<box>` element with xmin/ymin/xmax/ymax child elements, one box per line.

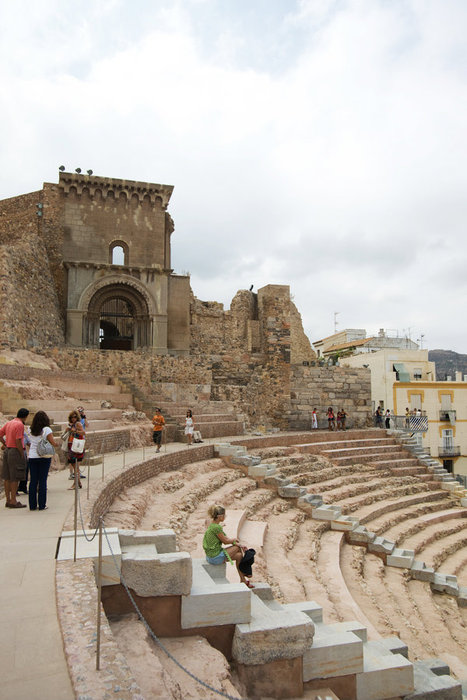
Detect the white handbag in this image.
<box><xmin>71</xmin><ymin>437</ymin><xmax>85</xmax><ymax>453</ymax></box>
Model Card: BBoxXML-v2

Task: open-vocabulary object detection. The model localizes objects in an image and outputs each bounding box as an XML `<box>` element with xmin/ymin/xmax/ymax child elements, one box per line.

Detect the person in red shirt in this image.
<box><xmin>0</xmin><ymin>408</ymin><xmax>29</xmax><ymax>508</ymax></box>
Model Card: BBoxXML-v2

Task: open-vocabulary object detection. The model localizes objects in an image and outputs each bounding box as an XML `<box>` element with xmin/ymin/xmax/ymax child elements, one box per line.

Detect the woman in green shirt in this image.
<box><xmin>203</xmin><ymin>504</ymin><xmax>252</xmax><ymax>587</ymax></box>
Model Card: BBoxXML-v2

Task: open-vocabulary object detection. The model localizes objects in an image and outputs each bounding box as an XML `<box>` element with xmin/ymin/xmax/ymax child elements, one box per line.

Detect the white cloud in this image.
<box><xmin>0</xmin><ymin>0</ymin><xmax>466</xmax><ymax>351</ymax></box>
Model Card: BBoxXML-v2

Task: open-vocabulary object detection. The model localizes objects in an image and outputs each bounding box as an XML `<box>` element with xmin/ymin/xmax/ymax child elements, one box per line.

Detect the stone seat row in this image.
<box><xmin>57</xmin><ymin>524</ymin><xmax>463</xmax><ymax>700</ymax></box>
<box><xmin>219</xmin><ymin>443</ymin><xmax>467</xmax><ymax>609</ymax></box>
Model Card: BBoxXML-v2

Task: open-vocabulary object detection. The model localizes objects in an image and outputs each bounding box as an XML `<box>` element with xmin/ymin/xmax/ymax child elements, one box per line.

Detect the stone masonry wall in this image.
<box><xmin>289</xmin><ymin>365</ymin><xmax>371</xmax><ymax>430</ymax></box>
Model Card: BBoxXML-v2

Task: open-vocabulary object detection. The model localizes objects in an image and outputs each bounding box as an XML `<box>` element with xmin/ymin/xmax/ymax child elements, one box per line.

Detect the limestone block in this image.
<box><xmin>417</xmin><ymin>658</ymin><xmax>451</xmax><ymax>676</ymax></box>
<box><xmin>378</xmin><ymin>636</ymin><xmax>408</xmax><ymax>658</ymax></box>
<box><xmin>121</xmin><ymin>545</ymin><xmax>192</xmax><ymax>596</ymax></box>
<box><xmin>118</xmin><ymin>528</ymin><xmax>177</xmax><ymax>553</ymax></box>
<box><xmin>202</xmin><ymin>561</ymin><xmax>227</xmax><ymax>581</ymax></box>
<box><xmin>324</xmin><ymin>620</ymin><xmax>368</xmax><ymax>642</ymax></box>
<box><xmin>430</xmin><ymin>573</ymin><xmax>459</xmax><ymax>596</ymax></box>
<box><xmin>297</xmin><ymin>494</ymin><xmax>324</xmax><ymax>515</ymax></box>
<box><xmin>387</xmin><ymin>548</ymin><xmax>415</xmax><ymax>568</ymax></box>
<box><xmin>58</xmin><ymin>528</ymin><xmax>121</xmax><ymax>587</ymax></box>
<box><xmin>250</xmin><ymin>582</ymin><xmax>275</xmax><ymax>602</ymax></box>
<box><xmin>283</xmin><ymin>600</ymin><xmax>323</xmax><ymax>623</ymax></box>
<box><xmin>410</xmin><ymin>560</ymin><xmax>435</xmax><ymax>583</ymax></box>
<box><xmin>182</xmin><ymin>581</ymin><xmax>251</xmax><ymax>629</ymax></box>
<box><xmin>460</xmin><ymin>497</ymin><xmax>467</xmax><ymax>507</ymax></box>
<box><xmin>347</xmin><ymin>526</ymin><xmax>376</xmax><ymax>545</ymax></box>
<box><xmin>278</xmin><ymin>483</ymin><xmax>307</xmax><ymax>498</ymax></box>
<box><xmin>264</xmin><ymin>475</ymin><xmax>291</xmax><ymax>487</ymax></box>
<box><xmin>331</xmin><ymin>515</ymin><xmax>360</xmax><ymax>531</ymax></box>
<box><xmin>249</xmin><ymin>463</ymin><xmax>276</xmax><ymax>478</ymax></box>
<box><xmin>356</xmin><ymin>644</ymin><xmax>414</xmax><ymax>700</ymax></box>
<box><xmin>457</xmin><ymin>586</ymin><xmax>467</xmax><ymax>607</ymax></box>
<box><xmin>303</xmin><ymin>628</ymin><xmax>363</xmax><ymax>681</ymax></box>
<box><xmin>368</xmin><ymin>536</ymin><xmax>395</xmax><ymax>556</ymax></box>
<box><xmin>232</xmin><ymin>595</ymin><xmax>314</xmax><ymax>665</ymax></box>
<box><xmin>312</xmin><ymin>505</ymin><xmax>342</xmax><ymax>521</ymax></box>
<box><xmin>441</xmin><ymin>481</ymin><xmax>461</xmax><ymax>492</ymax></box>
<box><xmin>214</xmin><ymin>443</ymin><xmax>244</xmax><ymax>457</ymax></box>
<box><xmin>232</xmin><ymin>454</ymin><xmax>262</xmax><ymax>467</ymax></box>
<box><xmin>404</xmin><ymin>661</ymin><xmax>462</xmax><ymax>699</ymax></box>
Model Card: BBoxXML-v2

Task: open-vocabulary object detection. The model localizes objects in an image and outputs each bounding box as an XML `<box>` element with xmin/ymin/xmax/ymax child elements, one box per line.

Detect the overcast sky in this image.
<box><xmin>1</xmin><ymin>0</ymin><xmax>466</xmax><ymax>352</ymax></box>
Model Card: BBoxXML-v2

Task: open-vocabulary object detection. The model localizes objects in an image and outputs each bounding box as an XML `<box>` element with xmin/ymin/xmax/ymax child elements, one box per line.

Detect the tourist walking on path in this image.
<box><xmin>327</xmin><ymin>407</ymin><xmax>335</xmax><ymax>431</ymax></box>
<box><xmin>184</xmin><ymin>409</ymin><xmax>194</xmax><ymax>445</ymax></box>
<box><xmin>375</xmin><ymin>406</ymin><xmax>383</xmax><ymax>428</ymax></box>
<box><xmin>67</xmin><ymin>411</ymin><xmax>85</xmax><ymax>489</ymax></box>
<box><xmin>203</xmin><ymin>505</ymin><xmax>253</xmax><ymax>587</ymax></box>
<box><xmin>152</xmin><ymin>407</ymin><xmax>165</xmax><ymax>453</ymax></box>
<box><xmin>311</xmin><ymin>408</ymin><xmax>318</xmax><ymax>430</ymax></box>
<box><xmin>27</xmin><ymin>411</ymin><xmax>56</xmax><ymax>511</ymax></box>
<box><xmin>0</xmin><ymin>408</ymin><xmax>29</xmax><ymax>508</ymax></box>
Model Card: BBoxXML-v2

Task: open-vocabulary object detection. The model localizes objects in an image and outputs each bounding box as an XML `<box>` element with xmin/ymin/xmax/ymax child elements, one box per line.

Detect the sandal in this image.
<box><xmin>245</xmin><ymin>580</ymin><xmax>255</xmax><ymax>589</ymax></box>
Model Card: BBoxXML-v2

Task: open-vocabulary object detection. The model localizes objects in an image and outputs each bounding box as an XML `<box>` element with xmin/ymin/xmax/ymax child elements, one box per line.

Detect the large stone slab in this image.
<box><xmin>121</xmin><ymin>544</ymin><xmax>192</xmax><ymax>596</ymax></box>
<box><xmin>232</xmin><ymin>454</ymin><xmax>262</xmax><ymax>467</ymax></box>
<box><xmin>430</xmin><ymin>573</ymin><xmax>459</xmax><ymax>596</ymax></box>
<box><xmin>367</xmin><ymin>536</ymin><xmax>395</xmax><ymax>557</ymax></box>
<box><xmin>58</xmin><ymin>527</ymin><xmax>121</xmax><ymax>586</ymax></box>
<box><xmin>312</xmin><ymin>505</ymin><xmax>342</xmax><ymax>521</ymax></box>
<box><xmin>278</xmin><ymin>482</ymin><xmax>307</xmax><ymax>498</ymax></box>
<box><xmin>303</xmin><ymin>626</ymin><xmax>363</xmax><ymax>681</ymax></box>
<box><xmin>404</xmin><ymin>660</ymin><xmax>462</xmax><ymax>699</ymax></box>
<box><xmin>232</xmin><ymin>594</ymin><xmax>314</xmax><ymax>665</ymax></box>
<box><xmin>331</xmin><ymin>515</ymin><xmax>360</xmax><ymax>532</ymax></box>
<box><xmin>347</xmin><ymin>526</ymin><xmax>376</xmax><ymax>545</ymax></box>
<box><xmin>181</xmin><ymin>558</ymin><xmax>250</xmax><ymax>628</ymax></box>
<box><xmin>248</xmin><ymin>462</ymin><xmax>276</xmax><ymax>478</ymax></box>
<box><xmin>118</xmin><ymin>528</ymin><xmax>176</xmax><ymax>552</ymax></box>
<box><xmin>410</xmin><ymin>560</ymin><xmax>435</xmax><ymax>582</ymax></box>
<box><xmin>387</xmin><ymin>548</ymin><xmax>415</xmax><ymax>568</ymax></box>
<box><xmin>283</xmin><ymin>600</ymin><xmax>324</xmax><ymax>624</ymax></box>
<box><xmin>457</xmin><ymin>585</ymin><xmax>467</xmax><ymax>607</ymax></box>
<box><xmin>356</xmin><ymin>643</ymin><xmax>414</xmax><ymax>700</ymax></box>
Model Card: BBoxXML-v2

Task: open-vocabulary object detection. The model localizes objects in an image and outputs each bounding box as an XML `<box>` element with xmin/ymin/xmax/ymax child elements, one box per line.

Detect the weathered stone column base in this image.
<box><xmin>236</xmin><ymin>656</ymin><xmax>303</xmax><ymax>699</ymax></box>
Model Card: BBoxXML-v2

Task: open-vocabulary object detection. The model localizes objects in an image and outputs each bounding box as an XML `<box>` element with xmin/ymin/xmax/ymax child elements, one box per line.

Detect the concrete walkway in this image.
<box><xmin>0</xmin><ymin>440</ymin><xmax>195</xmax><ymax>700</ymax></box>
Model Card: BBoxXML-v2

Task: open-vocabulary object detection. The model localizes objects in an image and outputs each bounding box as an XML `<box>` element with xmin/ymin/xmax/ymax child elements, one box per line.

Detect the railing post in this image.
<box><xmin>73</xmin><ymin>467</ymin><xmax>78</xmax><ymax>562</ymax></box>
<box><xmin>96</xmin><ymin>518</ymin><xmax>103</xmax><ymax>670</ymax></box>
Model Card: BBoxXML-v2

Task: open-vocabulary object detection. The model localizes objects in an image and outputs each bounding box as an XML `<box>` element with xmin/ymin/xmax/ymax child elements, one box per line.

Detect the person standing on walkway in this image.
<box><xmin>0</xmin><ymin>408</ymin><xmax>29</xmax><ymax>508</ymax></box>
<box><xmin>311</xmin><ymin>408</ymin><xmax>318</xmax><ymax>430</ymax></box>
<box><xmin>27</xmin><ymin>411</ymin><xmax>56</xmax><ymax>511</ymax></box>
<box><xmin>67</xmin><ymin>411</ymin><xmax>85</xmax><ymax>489</ymax></box>
<box><xmin>184</xmin><ymin>409</ymin><xmax>194</xmax><ymax>446</ymax></box>
<box><xmin>152</xmin><ymin>407</ymin><xmax>165</xmax><ymax>453</ymax></box>
<box><xmin>327</xmin><ymin>407</ymin><xmax>335</xmax><ymax>431</ymax></box>
<box><xmin>385</xmin><ymin>409</ymin><xmax>391</xmax><ymax>429</ymax></box>
<box><xmin>375</xmin><ymin>406</ymin><xmax>383</xmax><ymax>428</ymax></box>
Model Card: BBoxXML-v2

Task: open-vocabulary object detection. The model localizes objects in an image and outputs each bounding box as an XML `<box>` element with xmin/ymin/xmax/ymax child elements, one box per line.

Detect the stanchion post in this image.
<box><xmin>101</xmin><ymin>440</ymin><xmax>105</xmax><ymax>482</ymax></box>
<box><xmin>73</xmin><ymin>466</ymin><xmax>78</xmax><ymax>562</ymax></box>
<box><xmin>96</xmin><ymin>517</ymin><xmax>103</xmax><ymax>670</ymax></box>
<box><xmin>86</xmin><ymin>454</ymin><xmax>90</xmax><ymax>500</ymax></box>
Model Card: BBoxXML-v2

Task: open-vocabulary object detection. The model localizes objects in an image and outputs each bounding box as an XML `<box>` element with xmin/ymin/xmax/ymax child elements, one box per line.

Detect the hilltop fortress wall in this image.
<box><xmin>0</xmin><ymin>172</ymin><xmax>371</xmax><ymax>429</ymax></box>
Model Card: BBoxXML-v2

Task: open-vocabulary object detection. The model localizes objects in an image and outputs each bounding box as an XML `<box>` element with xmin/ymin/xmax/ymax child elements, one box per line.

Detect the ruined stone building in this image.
<box><xmin>0</xmin><ymin>171</ymin><xmax>371</xmax><ymax>428</ymax></box>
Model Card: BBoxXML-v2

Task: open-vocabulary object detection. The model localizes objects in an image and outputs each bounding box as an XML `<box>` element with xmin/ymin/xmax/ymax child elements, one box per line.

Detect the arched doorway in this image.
<box><xmin>84</xmin><ymin>283</ymin><xmax>152</xmax><ymax>350</ymax></box>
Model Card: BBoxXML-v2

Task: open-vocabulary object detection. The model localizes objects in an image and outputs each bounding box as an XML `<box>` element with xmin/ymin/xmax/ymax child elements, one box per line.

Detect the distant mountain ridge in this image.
<box><xmin>428</xmin><ymin>349</ymin><xmax>467</xmax><ymax>381</ymax></box>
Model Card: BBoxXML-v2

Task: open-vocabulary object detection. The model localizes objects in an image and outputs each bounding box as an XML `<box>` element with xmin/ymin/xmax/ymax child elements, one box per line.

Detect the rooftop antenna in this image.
<box><xmin>334</xmin><ymin>311</ymin><xmax>340</xmax><ymax>334</ymax></box>
<box><xmin>417</xmin><ymin>333</ymin><xmax>425</xmax><ymax>350</ymax></box>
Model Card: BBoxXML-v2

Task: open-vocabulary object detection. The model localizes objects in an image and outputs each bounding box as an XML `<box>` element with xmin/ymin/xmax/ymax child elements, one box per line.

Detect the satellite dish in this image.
<box><xmin>75</xmin><ymin>167</ymin><xmax>82</xmax><ymax>174</ymax></box>
<box><xmin>87</xmin><ymin>169</ymin><xmax>93</xmax><ymax>176</ymax></box>
<box><xmin>59</xmin><ymin>165</ymin><xmax>65</xmax><ymax>171</ymax></box>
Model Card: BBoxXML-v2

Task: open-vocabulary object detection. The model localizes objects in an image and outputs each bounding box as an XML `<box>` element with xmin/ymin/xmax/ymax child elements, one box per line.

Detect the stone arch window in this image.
<box><xmin>109</xmin><ymin>240</ymin><xmax>129</xmax><ymax>266</ymax></box>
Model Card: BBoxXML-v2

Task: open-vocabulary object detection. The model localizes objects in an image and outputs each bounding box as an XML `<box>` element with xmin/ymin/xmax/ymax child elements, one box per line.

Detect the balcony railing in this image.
<box><xmin>439</xmin><ymin>410</ymin><xmax>456</xmax><ymax>422</ymax></box>
<box><xmin>438</xmin><ymin>445</ymin><xmax>460</xmax><ymax>458</ymax></box>
<box><xmin>391</xmin><ymin>415</ymin><xmax>428</xmax><ymax>433</ymax></box>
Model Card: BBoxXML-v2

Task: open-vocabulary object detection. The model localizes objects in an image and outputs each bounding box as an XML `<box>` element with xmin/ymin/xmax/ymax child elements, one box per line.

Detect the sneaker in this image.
<box><xmin>79</xmin><ymin>472</ymin><xmax>86</xmax><ymax>478</ymax></box>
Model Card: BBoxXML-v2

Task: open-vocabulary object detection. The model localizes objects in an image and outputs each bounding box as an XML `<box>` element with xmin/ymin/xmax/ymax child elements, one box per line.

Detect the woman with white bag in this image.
<box><xmin>27</xmin><ymin>411</ymin><xmax>56</xmax><ymax>510</ymax></box>
<box><xmin>66</xmin><ymin>410</ymin><xmax>85</xmax><ymax>489</ymax></box>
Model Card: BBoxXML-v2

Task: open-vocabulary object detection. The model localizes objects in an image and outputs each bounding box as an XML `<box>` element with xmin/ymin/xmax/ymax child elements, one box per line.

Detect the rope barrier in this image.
<box><xmin>73</xmin><ymin>488</ymin><xmax>247</xmax><ymax>700</ymax></box>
